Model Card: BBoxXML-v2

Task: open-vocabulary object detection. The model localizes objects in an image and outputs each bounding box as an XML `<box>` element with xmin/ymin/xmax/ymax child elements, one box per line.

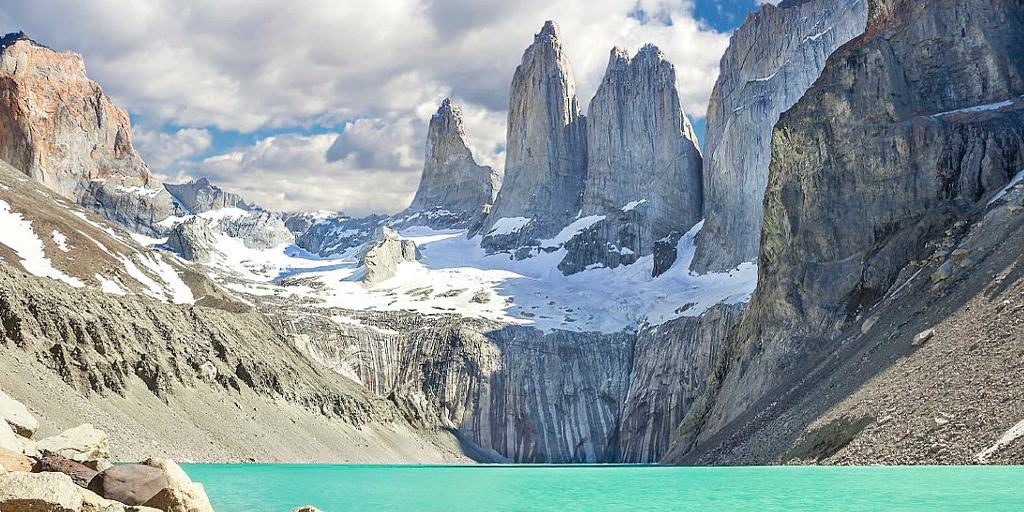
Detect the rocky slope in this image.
<box><xmin>165</xmin><ymin>177</ymin><xmax>250</xmax><ymax>214</ymax></box>
<box><xmin>668</xmin><ymin>0</ymin><xmax>1024</xmax><ymax>463</ymax></box>
<box><xmin>0</xmin><ymin>31</ymin><xmax>180</xmax><ymax>236</ymax></box>
<box><xmin>478</xmin><ymin>21</ymin><xmax>588</xmax><ymax>251</ymax></box>
<box><xmin>0</xmin><ymin>163</ymin><xmax>468</xmax><ymax>463</ymax></box>
<box><xmin>691</xmin><ymin>0</ymin><xmax>868</xmax><ymax>272</ymax></box>
<box><xmin>400</xmin><ymin>99</ymin><xmax>499</xmax><ymax>228</ymax></box>
<box><xmin>561</xmin><ymin>45</ymin><xmax>703</xmax><ymax>276</ymax></box>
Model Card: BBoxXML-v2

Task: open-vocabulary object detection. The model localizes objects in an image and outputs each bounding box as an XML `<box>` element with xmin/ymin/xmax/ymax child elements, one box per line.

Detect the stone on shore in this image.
<box><xmin>90</xmin><ymin>463</ymin><xmax>169</xmax><ymax>506</ymax></box>
<box><xmin>0</xmin><ymin>471</ymin><xmax>84</xmax><ymax>512</ymax></box>
<box><xmin>0</xmin><ymin>446</ymin><xmax>33</xmax><ymax>472</ymax></box>
<box><xmin>36</xmin><ymin>453</ymin><xmax>99</xmax><ymax>488</ymax></box>
<box><xmin>0</xmin><ymin>419</ymin><xmax>22</xmax><ymax>452</ymax></box>
<box><xmin>140</xmin><ymin>458</ymin><xmax>214</xmax><ymax>512</ymax></box>
<box><xmin>35</xmin><ymin>423</ymin><xmax>111</xmax><ymax>468</ymax></box>
<box><xmin>0</xmin><ymin>390</ymin><xmax>39</xmax><ymax>437</ymax></box>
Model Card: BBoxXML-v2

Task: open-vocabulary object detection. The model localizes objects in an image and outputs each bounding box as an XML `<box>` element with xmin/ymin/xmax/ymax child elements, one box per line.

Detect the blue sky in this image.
<box><xmin>1</xmin><ymin>0</ymin><xmax>766</xmax><ymax>214</ymax></box>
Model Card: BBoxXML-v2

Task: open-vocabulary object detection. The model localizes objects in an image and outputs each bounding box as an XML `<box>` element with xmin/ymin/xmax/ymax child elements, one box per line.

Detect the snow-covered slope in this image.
<box><xmin>0</xmin><ymin>160</ymin><xmax>210</xmax><ymax>305</ymax></box>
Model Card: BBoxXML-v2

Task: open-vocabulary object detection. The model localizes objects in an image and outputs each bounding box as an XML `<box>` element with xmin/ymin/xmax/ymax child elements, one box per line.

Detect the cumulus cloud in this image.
<box><xmin>177</xmin><ymin>134</ymin><xmax>420</xmax><ymax>215</ymax></box>
<box><xmin>132</xmin><ymin>127</ymin><xmax>213</xmax><ymax>178</ymax></box>
<box><xmin>2</xmin><ymin>0</ymin><xmax>737</xmax><ymax>213</ymax></box>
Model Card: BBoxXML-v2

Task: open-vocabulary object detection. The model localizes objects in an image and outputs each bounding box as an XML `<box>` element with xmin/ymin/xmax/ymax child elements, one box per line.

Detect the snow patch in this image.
<box><xmin>51</xmin><ymin>230</ymin><xmax>70</xmax><ymax>252</ymax></box>
<box><xmin>0</xmin><ymin>200</ymin><xmax>84</xmax><ymax>288</ymax></box>
<box><xmin>932</xmin><ymin>95</ymin><xmax>1022</xmax><ymax>118</ymax></box>
<box><xmin>95</xmin><ymin>274</ymin><xmax>127</xmax><ymax>295</ymax></box>
<box><xmin>622</xmin><ymin>199</ymin><xmax>648</xmax><ymax>212</ymax></box>
<box><xmin>486</xmin><ymin>217</ymin><xmax>532</xmax><ymax>236</ymax></box>
<box><xmin>987</xmin><ymin>169</ymin><xmax>1024</xmax><ymax>206</ymax></box>
<box><xmin>540</xmin><ymin>215</ymin><xmax>605</xmax><ymax>247</ymax></box>
<box><xmin>116</xmin><ymin>185</ymin><xmax>164</xmax><ymax>198</ymax></box>
<box><xmin>976</xmin><ymin>418</ymin><xmax>1024</xmax><ymax>463</ymax></box>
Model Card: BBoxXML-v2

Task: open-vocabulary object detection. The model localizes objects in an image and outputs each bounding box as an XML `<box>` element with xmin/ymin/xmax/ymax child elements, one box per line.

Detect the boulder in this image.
<box><xmin>0</xmin><ymin>446</ymin><xmax>33</xmax><ymax>472</ymax></box>
<box><xmin>140</xmin><ymin>458</ymin><xmax>214</xmax><ymax>512</ymax></box>
<box><xmin>36</xmin><ymin>423</ymin><xmax>111</xmax><ymax>468</ymax></box>
<box><xmin>293</xmin><ymin>507</ymin><xmax>322</xmax><ymax>512</ymax></box>
<box><xmin>0</xmin><ymin>419</ymin><xmax>22</xmax><ymax>452</ymax></box>
<box><xmin>36</xmin><ymin>453</ymin><xmax>98</xmax><ymax>488</ymax></box>
<box><xmin>0</xmin><ymin>471</ymin><xmax>84</xmax><ymax>512</ymax></box>
<box><xmin>360</xmin><ymin>227</ymin><xmax>418</xmax><ymax>286</ymax></box>
<box><xmin>0</xmin><ymin>390</ymin><xmax>39</xmax><ymax>437</ymax></box>
<box><xmin>89</xmin><ymin>463</ymin><xmax>169</xmax><ymax>506</ymax></box>
<box><xmin>913</xmin><ymin>329</ymin><xmax>936</xmax><ymax>347</ymax></box>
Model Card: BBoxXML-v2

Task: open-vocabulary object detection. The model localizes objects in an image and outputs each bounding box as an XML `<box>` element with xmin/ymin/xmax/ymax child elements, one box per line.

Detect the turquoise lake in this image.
<box><xmin>182</xmin><ymin>464</ymin><xmax>1024</xmax><ymax>511</ymax></box>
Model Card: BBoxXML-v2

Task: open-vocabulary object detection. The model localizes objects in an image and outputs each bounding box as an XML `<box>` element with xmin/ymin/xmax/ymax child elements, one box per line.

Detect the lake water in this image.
<box><xmin>182</xmin><ymin>464</ymin><xmax>1024</xmax><ymax>511</ymax></box>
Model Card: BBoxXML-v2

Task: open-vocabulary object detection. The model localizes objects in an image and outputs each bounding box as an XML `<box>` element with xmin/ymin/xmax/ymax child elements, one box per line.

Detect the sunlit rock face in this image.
<box><xmin>165</xmin><ymin>177</ymin><xmax>251</xmax><ymax>214</ymax></box>
<box><xmin>691</xmin><ymin>0</ymin><xmax>868</xmax><ymax>273</ymax></box>
<box><xmin>673</xmin><ymin>0</ymin><xmax>1024</xmax><ymax>459</ymax></box>
<box><xmin>399</xmin><ymin>98</ymin><xmax>500</xmax><ymax>229</ymax></box>
<box><xmin>560</xmin><ymin>44</ymin><xmax>703</xmax><ymax>276</ymax></box>
<box><xmin>479</xmin><ymin>21</ymin><xmax>588</xmax><ymax>252</ymax></box>
<box><xmin>0</xmin><ymin>32</ymin><xmax>179</xmax><ymax>235</ymax></box>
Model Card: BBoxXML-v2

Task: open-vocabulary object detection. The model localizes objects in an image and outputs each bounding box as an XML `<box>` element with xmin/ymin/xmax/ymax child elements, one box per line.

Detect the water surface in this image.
<box><xmin>183</xmin><ymin>464</ymin><xmax>1024</xmax><ymax>511</ymax></box>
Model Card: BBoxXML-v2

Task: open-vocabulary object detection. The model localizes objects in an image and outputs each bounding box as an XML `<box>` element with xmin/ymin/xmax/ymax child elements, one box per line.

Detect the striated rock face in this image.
<box><xmin>164</xmin><ymin>177</ymin><xmax>250</xmax><ymax>214</ymax></box>
<box><xmin>479</xmin><ymin>21</ymin><xmax>587</xmax><ymax>250</ymax></box>
<box><xmin>0</xmin><ymin>32</ymin><xmax>179</xmax><ymax>236</ymax></box>
<box><xmin>284</xmin><ymin>310</ymin><xmax>636</xmax><ymax>463</ymax></box>
<box><xmin>562</xmin><ymin>45</ymin><xmax>703</xmax><ymax>275</ymax></box>
<box><xmin>403</xmin><ymin>98</ymin><xmax>499</xmax><ymax>227</ymax></box>
<box><xmin>616</xmin><ymin>304</ymin><xmax>744</xmax><ymax>463</ymax></box>
<box><xmin>681</xmin><ymin>0</ymin><xmax>1024</xmax><ymax>456</ymax></box>
<box><xmin>360</xmin><ymin>227</ymin><xmax>418</xmax><ymax>286</ymax></box>
<box><xmin>691</xmin><ymin>0</ymin><xmax>868</xmax><ymax>272</ymax></box>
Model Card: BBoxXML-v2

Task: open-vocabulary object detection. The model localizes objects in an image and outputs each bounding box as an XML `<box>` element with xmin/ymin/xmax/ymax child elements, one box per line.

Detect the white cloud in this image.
<box><xmin>181</xmin><ymin>134</ymin><xmax>419</xmax><ymax>216</ymax></box>
<box><xmin>2</xmin><ymin>0</ymin><xmax>735</xmax><ymax>213</ymax></box>
<box><xmin>132</xmin><ymin>127</ymin><xmax>213</xmax><ymax>179</ymax></box>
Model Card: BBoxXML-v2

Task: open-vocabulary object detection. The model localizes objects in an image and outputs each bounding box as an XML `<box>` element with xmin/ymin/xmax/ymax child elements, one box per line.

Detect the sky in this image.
<box><xmin>0</xmin><ymin>0</ymin><xmax>771</xmax><ymax>215</ymax></box>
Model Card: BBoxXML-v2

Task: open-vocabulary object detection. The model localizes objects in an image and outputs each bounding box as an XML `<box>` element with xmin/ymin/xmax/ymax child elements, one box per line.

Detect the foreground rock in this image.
<box><xmin>479</xmin><ymin>21</ymin><xmax>587</xmax><ymax>250</ymax></box>
<box><xmin>692</xmin><ymin>0</ymin><xmax>868</xmax><ymax>272</ymax></box>
<box><xmin>36</xmin><ymin>424</ymin><xmax>111</xmax><ymax>469</ymax></box>
<box><xmin>36</xmin><ymin>454</ymin><xmax>98</xmax><ymax>488</ymax></box>
<box><xmin>0</xmin><ymin>471</ymin><xmax>84</xmax><ymax>512</ymax></box>
<box><xmin>140</xmin><ymin>458</ymin><xmax>214</xmax><ymax>512</ymax></box>
<box><xmin>90</xmin><ymin>464</ymin><xmax>169</xmax><ymax>506</ymax></box>
<box><xmin>0</xmin><ymin>389</ymin><xmax>39</xmax><ymax>437</ymax></box>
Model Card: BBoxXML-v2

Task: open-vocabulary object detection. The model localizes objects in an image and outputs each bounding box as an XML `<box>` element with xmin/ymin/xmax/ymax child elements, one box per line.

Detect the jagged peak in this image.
<box><xmin>0</xmin><ymin>31</ymin><xmax>49</xmax><ymax>53</ymax></box>
<box><xmin>636</xmin><ymin>43</ymin><xmax>666</xmax><ymax>61</ymax></box>
<box><xmin>608</xmin><ymin>47</ymin><xmax>631</xmax><ymax>68</ymax></box>
<box><xmin>433</xmin><ymin>97</ymin><xmax>462</xmax><ymax>122</ymax></box>
<box><xmin>534</xmin><ymin>20</ymin><xmax>560</xmax><ymax>44</ymax></box>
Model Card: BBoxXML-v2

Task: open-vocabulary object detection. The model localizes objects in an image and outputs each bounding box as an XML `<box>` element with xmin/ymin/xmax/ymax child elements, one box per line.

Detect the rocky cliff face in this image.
<box><xmin>402</xmin><ymin>99</ymin><xmax>499</xmax><ymax>227</ymax></box>
<box><xmin>677</xmin><ymin>0</ymin><xmax>1024</xmax><ymax>458</ymax></box>
<box><xmin>0</xmin><ymin>32</ymin><xmax>179</xmax><ymax>236</ymax></box>
<box><xmin>560</xmin><ymin>45</ymin><xmax>703</xmax><ymax>275</ymax></box>
<box><xmin>164</xmin><ymin>177</ymin><xmax>250</xmax><ymax>214</ymax></box>
<box><xmin>479</xmin><ymin>21</ymin><xmax>587</xmax><ymax>251</ymax></box>
<box><xmin>616</xmin><ymin>304</ymin><xmax>744</xmax><ymax>463</ymax></box>
<box><xmin>284</xmin><ymin>309</ymin><xmax>635</xmax><ymax>463</ymax></box>
<box><xmin>691</xmin><ymin>0</ymin><xmax>868</xmax><ymax>272</ymax></box>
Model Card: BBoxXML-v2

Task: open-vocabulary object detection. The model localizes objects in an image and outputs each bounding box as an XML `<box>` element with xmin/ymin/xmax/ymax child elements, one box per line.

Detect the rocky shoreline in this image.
<box><xmin>0</xmin><ymin>387</ymin><xmax>332</xmax><ymax>512</ymax></box>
